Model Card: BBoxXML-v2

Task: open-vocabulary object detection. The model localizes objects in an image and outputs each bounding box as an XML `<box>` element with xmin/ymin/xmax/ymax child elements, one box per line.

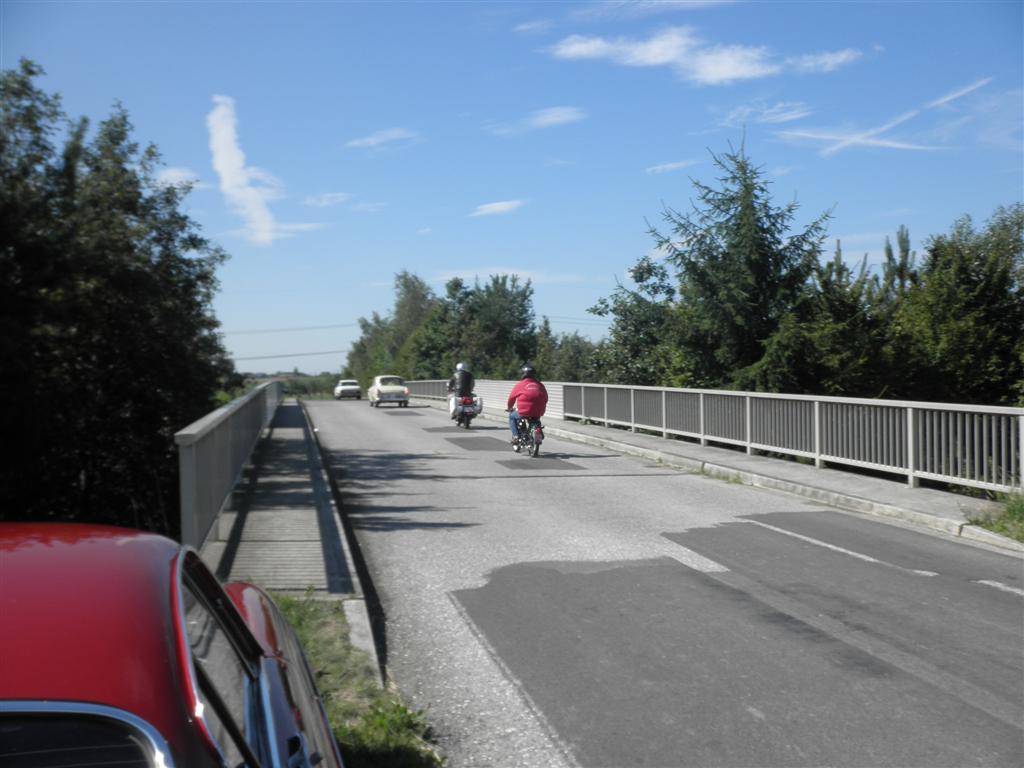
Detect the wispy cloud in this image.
<box><xmin>778</xmin><ymin>78</ymin><xmax>995</xmax><ymax>156</ymax></box>
<box><xmin>352</xmin><ymin>202</ymin><xmax>387</xmax><ymax>213</ymax></box>
<box><xmin>469</xmin><ymin>200</ymin><xmax>526</xmax><ymax>217</ymax></box>
<box><xmin>786</xmin><ymin>48</ymin><xmax>862</xmax><ymax>74</ymax></box>
<box><xmin>551</xmin><ymin>26</ymin><xmax>859</xmax><ymax>85</ymax></box>
<box><xmin>207</xmin><ymin>95</ymin><xmax>284</xmax><ymax>246</ymax></box>
<box><xmin>303</xmin><ymin>192</ymin><xmax>352</xmax><ymax>207</ymax></box>
<box><xmin>646</xmin><ymin>159</ymin><xmax>700</xmax><ymax>174</ymax></box>
<box><xmin>928</xmin><ymin>77</ymin><xmax>992</xmax><ymax>108</ymax></box>
<box><xmin>721</xmin><ymin>100</ymin><xmax>812</xmax><ymax>127</ymax></box>
<box><xmin>345</xmin><ymin>127</ymin><xmax>420</xmax><ymax>149</ymax></box>
<box><xmin>417</xmin><ymin>227</ymin><xmax>432</xmax><ymax>235</ymax></box>
<box><xmin>156</xmin><ymin>166</ymin><xmax>209</xmax><ymax>189</ymax></box>
<box><xmin>514</xmin><ymin>19</ymin><xmax>553</xmax><ymax>34</ymax></box>
<box><xmin>779</xmin><ymin>129</ymin><xmax>938</xmax><ymax>153</ymax></box>
<box><xmin>488</xmin><ymin>106</ymin><xmax>588</xmax><ymax>136</ymax></box>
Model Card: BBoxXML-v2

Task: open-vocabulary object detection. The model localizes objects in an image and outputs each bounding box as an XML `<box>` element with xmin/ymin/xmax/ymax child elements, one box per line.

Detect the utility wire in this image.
<box><xmin>233</xmin><ymin>349</ymin><xmax>348</xmax><ymax>361</ymax></box>
<box><xmin>223</xmin><ymin>323</ymin><xmax>359</xmax><ymax>335</ymax></box>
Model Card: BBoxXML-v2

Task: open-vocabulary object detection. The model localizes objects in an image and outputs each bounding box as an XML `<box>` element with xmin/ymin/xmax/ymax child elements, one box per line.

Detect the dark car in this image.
<box><xmin>0</xmin><ymin>522</ymin><xmax>344</xmax><ymax>768</ymax></box>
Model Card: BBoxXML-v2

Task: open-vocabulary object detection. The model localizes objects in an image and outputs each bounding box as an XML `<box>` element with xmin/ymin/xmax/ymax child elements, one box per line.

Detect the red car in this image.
<box><xmin>0</xmin><ymin>523</ymin><xmax>344</xmax><ymax>767</ymax></box>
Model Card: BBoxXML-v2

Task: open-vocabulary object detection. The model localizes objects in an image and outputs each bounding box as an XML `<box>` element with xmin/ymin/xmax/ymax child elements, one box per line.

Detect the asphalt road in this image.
<box><xmin>306</xmin><ymin>400</ymin><xmax>1024</xmax><ymax>768</ymax></box>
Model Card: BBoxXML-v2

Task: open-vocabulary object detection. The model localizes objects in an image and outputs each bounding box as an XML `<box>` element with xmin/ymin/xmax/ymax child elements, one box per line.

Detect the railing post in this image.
<box><xmin>1018</xmin><ymin>413</ymin><xmax>1023</xmax><ymax>491</ymax></box>
<box><xmin>178</xmin><ymin>442</ymin><xmax>199</xmax><ymax>548</ymax></box>
<box><xmin>907</xmin><ymin>407</ymin><xmax>918</xmax><ymax>488</ymax></box>
<box><xmin>700</xmin><ymin>392</ymin><xmax>706</xmax><ymax>446</ymax></box>
<box><xmin>814</xmin><ymin>400</ymin><xmax>823</xmax><ymax>468</ymax></box>
<box><xmin>630</xmin><ymin>388</ymin><xmax>636</xmax><ymax>432</ymax></box>
<box><xmin>662</xmin><ymin>390</ymin><xmax>667</xmax><ymax>439</ymax></box>
<box><xmin>604</xmin><ymin>386</ymin><xmax>609</xmax><ymax>427</ymax></box>
<box><xmin>745</xmin><ymin>395</ymin><xmax>753</xmax><ymax>455</ymax></box>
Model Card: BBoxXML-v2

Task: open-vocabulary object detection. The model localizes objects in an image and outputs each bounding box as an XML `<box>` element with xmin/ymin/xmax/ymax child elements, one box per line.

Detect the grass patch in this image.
<box><xmin>275</xmin><ymin>592</ymin><xmax>444</xmax><ymax>767</ymax></box>
<box><xmin>969</xmin><ymin>493</ymin><xmax>1024</xmax><ymax>543</ymax></box>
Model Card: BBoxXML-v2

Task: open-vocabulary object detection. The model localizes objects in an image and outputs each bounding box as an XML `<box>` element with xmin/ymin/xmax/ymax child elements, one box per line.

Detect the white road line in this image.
<box><xmin>974</xmin><ymin>579</ymin><xmax>1024</xmax><ymax>598</ymax></box>
<box><xmin>741</xmin><ymin>520</ymin><xmax>939</xmax><ymax>576</ymax></box>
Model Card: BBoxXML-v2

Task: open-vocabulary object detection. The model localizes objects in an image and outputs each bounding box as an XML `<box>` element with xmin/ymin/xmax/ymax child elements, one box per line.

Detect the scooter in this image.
<box><xmin>453</xmin><ymin>393</ymin><xmax>483</xmax><ymax>428</ymax></box>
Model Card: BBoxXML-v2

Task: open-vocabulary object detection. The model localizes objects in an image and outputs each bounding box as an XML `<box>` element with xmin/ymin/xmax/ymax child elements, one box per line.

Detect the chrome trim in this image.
<box><xmin>0</xmin><ymin>700</ymin><xmax>175</xmax><ymax>767</ymax></box>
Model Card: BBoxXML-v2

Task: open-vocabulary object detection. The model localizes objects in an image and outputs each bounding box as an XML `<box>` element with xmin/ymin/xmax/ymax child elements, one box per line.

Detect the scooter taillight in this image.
<box><xmin>461</xmin><ymin>397</ymin><xmax>474</xmax><ymax>405</ymax></box>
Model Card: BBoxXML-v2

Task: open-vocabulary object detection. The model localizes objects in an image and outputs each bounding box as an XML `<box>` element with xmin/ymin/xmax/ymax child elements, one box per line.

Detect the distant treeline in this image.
<box><xmin>344</xmin><ymin>148</ymin><xmax>1023</xmax><ymax>407</ymax></box>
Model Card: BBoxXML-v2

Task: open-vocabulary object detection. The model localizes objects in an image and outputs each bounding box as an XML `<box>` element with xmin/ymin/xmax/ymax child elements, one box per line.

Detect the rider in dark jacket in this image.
<box><xmin>447</xmin><ymin>362</ymin><xmax>475</xmax><ymax>419</ymax></box>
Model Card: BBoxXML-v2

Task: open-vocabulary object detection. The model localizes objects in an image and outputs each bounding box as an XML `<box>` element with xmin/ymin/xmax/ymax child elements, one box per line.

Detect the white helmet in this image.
<box><xmin>456</xmin><ymin>362</ymin><xmax>465</xmax><ymax>371</ymax></box>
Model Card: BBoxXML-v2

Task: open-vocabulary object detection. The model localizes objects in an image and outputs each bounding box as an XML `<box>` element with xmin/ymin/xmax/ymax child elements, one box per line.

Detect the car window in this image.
<box><xmin>379</xmin><ymin>377</ymin><xmax>403</xmax><ymax>386</ymax></box>
<box><xmin>182</xmin><ymin>582</ymin><xmax>258</xmax><ymax>766</ymax></box>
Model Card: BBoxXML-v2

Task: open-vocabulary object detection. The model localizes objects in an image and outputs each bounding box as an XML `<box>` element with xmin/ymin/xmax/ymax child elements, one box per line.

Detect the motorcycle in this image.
<box><xmin>512</xmin><ymin>416</ymin><xmax>544</xmax><ymax>457</ymax></box>
<box><xmin>453</xmin><ymin>393</ymin><xmax>482</xmax><ymax>428</ymax></box>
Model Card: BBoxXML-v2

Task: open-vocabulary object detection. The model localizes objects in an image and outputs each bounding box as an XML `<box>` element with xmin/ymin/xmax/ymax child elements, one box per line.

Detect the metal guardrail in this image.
<box><xmin>175</xmin><ymin>380</ymin><xmax>283</xmax><ymax>548</ymax></box>
<box><xmin>408</xmin><ymin>379</ymin><xmax>1023</xmax><ymax>493</ymax></box>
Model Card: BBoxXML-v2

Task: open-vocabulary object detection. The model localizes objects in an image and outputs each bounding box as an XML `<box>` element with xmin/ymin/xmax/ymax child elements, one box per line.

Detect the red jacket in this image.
<box><xmin>507</xmin><ymin>378</ymin><xmax>548</xmax><ymax>418</ymax></box>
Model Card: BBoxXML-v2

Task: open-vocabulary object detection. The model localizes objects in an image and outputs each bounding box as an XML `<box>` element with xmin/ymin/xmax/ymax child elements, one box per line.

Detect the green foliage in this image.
<box><xmin>275</xmin><ymin>593</ymin><xmax>443</xmax><ymax>768</ymax></box>
<box><xmin>285</xmin><ymin>373</ymin><xmax>338</xmax><ymax>398</ymax></box>
<box><xmin>345</xmin><ymin>272</ymin><xmax>545</xmax><ymax>383</ymax></box>
<box><xmin>969</xmin><ymin>494</ymin><xmax>1024</xmax><ymax>543</ymax></box>
<box><xmin>0</xmin><ymin>60</ymin><xmax>233</xmax><ymax>538</ymax></box>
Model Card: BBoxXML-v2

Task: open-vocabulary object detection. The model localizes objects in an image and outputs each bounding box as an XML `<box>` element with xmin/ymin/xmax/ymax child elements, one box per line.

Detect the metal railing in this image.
<box><xmin>408</xmin><ymin>379</ymin><xmax>1023</xmax><ymax>493</ymax></box>
<box><xmin>175</xmin><ymin>380</ymin><xmax>283</xmax><ymax>548</ymax></box>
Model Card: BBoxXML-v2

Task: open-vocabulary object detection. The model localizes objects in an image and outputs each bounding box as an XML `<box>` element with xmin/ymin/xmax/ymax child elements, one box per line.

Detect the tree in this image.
<box><xmin>652</xmin><ymin>144</ymin><xmax>832</xmax><ymax>388</ymax></box>
<box><xmin>891</xmin><ymin>206</ymin><xmax>1024</xmax><ymax>404</ymax></box>
<box><xmin>0</xmin><ymin>60</ymin><xmax>233</xmax><ymax>538</ymax></box>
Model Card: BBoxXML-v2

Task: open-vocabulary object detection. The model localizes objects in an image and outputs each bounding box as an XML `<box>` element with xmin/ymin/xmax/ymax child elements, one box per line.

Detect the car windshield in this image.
<box><xmin>379</xmin><ymin>377</ymin><xmax>403</xmax><ymax>386</ymax></box>
<box><xmin>339</xmin><ymin>381</ymin><xmax>357</xmax><ymax>386</ymax></box>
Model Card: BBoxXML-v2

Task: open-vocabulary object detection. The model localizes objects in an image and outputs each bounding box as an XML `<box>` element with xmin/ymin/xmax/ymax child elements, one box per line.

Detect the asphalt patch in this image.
<box><xmin>444</xmin><ymin>437</ymin><xmax>513</xmax><ymax>452</ymax></box>
<box><xmin>496</xmin><ymin>458</ymin><xmax>585</xmax><ymax>471</ymax></box>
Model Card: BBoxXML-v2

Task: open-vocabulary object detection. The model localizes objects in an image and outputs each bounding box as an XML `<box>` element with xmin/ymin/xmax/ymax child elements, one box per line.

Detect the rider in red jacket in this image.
<box><xmin>507</xmin><ymin>365</ymin><xmax>548</xmax><ymax>438</ymax></box>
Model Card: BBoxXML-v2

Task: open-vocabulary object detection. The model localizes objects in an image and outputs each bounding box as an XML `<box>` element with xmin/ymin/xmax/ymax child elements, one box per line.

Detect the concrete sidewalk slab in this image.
<box><xmin>199</xmin><ymin>398</ymin><xmax>382</xmax><ymax>680</ymax></box>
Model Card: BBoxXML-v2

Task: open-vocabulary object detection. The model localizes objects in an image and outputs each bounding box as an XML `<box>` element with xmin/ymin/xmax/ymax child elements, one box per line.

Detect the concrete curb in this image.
<box><xmin>298</xmin><ymin>400</ymin><xmax>385</xmax><ymax>685</ymax></box>
<box><xmin>414</xmin><ymin>398</ymin><xmax>1024</xmax><ymax>554</ymax></box>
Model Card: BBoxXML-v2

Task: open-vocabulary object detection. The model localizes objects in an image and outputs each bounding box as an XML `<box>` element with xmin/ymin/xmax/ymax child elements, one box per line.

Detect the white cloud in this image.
<box><xmin>469</xmin><ymin>200</ymin><xmax>526</xmax><ymax>217</ymax></box>
<box><xmin>345</xmin><ymin>127</ymin><xmax>419</xmax><ymax>149</ymax></box>
<box><xmin>646</xmin><ymin>159</ymin><xmax>700</xmax><ymax>174</ymax></box>
<box><xmin>488</xmin><ymin>106</ymin><xmax>588</xmax><ymax>136</ymax></box>
<box><xmin>156</xmin><ymin>166</ymin><xmax>208</xmax><ymax>189</ymax></box>
<box><xmin>352</xmin><ymin>202</ymin><xmax>387</xmax><ymax>213</ymax></box>
<box><xmin>779</xmin><ymin>129</ymin><xmax>939</xmax><ymax>153</ymax></box>
<box><xmin>928</xmin><ymin>77</ymin><xmax>993</xmax><ymax>109</ymax></box>
<box><xmin>778</xmin><ymin>78</ymin><xmax>996</xmax><ymax>157</ymax></box>
<box><xmin>786</xmin><ymin>48</ymin><xmax>863</xmax><ymax>74</ymax></box>
<box><xmin>722</xmin><ymin>100</ymin><xmax>812</xmax><ymax>127</ymax></box>
<box><xmin>514</xmin><ymin>19</ymin><xmax>553</xmax><ymax>34</ymax></box>
<box><xmin>303</xmin><ymin>192</ymin><xmax>352</xmax><ymax>207</ymax></box>
<box><xmin>207</xmin><ymin>95</ymin><xmax>284</xmax><ymax>246</ymax></box>
<box><xmin>551</xmin><ymin>27</ymin><xmax>859</xmax><ymax>86</ymax></box>
<box><xmin>417</xmin><ymin>227</ymin><xmax>432</xmax><ymax>235</ymax></box>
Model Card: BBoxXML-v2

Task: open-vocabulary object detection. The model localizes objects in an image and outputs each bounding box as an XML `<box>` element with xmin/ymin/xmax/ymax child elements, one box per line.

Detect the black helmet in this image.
<box><xmin>520</xmin><ymin>364</ymin><xmax>536</xmax><ymax>379</ymax></box>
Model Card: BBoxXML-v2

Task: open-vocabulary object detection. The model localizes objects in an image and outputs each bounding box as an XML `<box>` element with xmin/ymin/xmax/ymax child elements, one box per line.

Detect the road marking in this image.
<box><xmin>741</xmin><ymin>520</ymin><xmax>939</xmax><ymax>576</ymax></box>
<box><xmin>974</xmin><ymin>579</ymin><xmax>1024</xmax><ymax>598</ymax></box>
<box><xmin>667</xmin><ymin>550</ymin><xmax>730</xmax><ymax>573</ymax></box>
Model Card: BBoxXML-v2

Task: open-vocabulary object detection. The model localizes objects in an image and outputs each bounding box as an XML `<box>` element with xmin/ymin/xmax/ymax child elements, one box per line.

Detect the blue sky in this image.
<box><xmin>4</xmin><ymin>0</ymin><xmax>1021</xmax><ymax>374</ymax></box>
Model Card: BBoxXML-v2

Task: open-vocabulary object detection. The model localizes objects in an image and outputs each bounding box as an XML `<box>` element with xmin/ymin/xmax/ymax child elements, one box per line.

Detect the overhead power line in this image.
<box><xmin>233</xmin><ymin>349</ymin><xmax>348</xmax><ymax>361</ymax></box>
<box><xmin>223</xmin><ymin>322</ymin><xmax>359</xmax><ymax>335</ymax></box>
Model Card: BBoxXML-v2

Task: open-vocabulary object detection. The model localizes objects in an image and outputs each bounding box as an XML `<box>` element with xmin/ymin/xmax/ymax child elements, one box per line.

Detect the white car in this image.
<box><xmin>368</xmin><ymin>375</ymin><xmax>409</xmax><ymax>407</ymax></box>
<box><xmin>333</xmin><ymin>378</ymin><xmax>361</xmax><ymax>399</ymax></box>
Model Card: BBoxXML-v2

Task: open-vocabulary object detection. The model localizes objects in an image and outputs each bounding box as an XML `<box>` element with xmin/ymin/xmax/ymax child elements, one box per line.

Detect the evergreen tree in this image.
<box><xmin>652</xmin><ymin>145</ymin><xmax>832</xmax><ymax>387</ymax></box>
